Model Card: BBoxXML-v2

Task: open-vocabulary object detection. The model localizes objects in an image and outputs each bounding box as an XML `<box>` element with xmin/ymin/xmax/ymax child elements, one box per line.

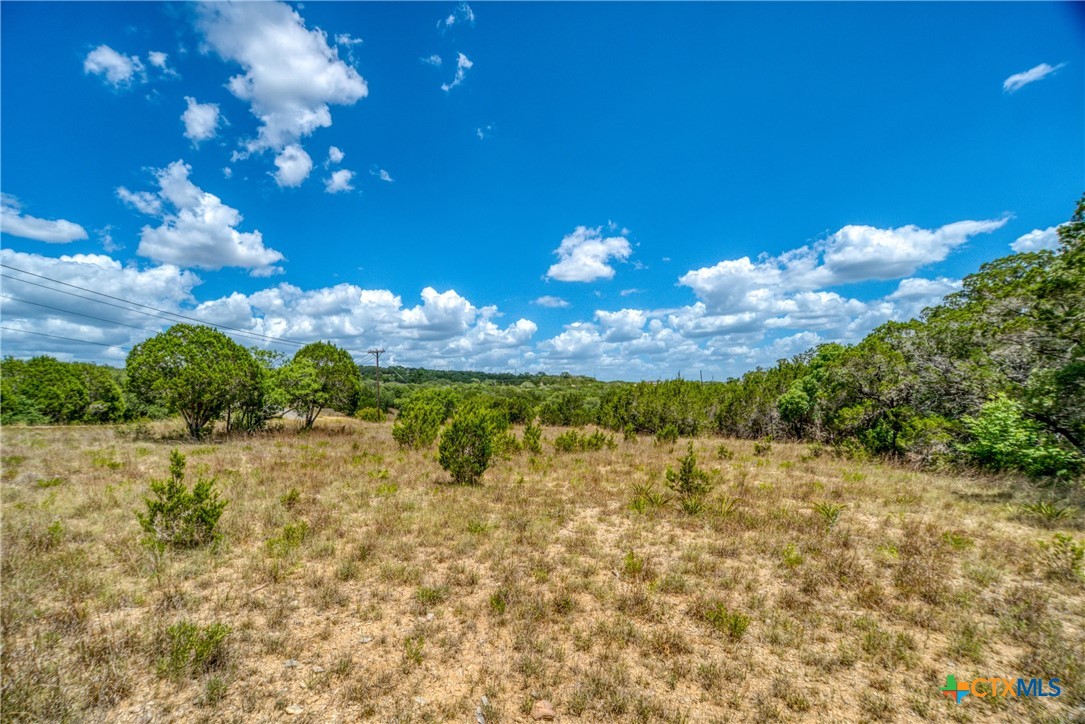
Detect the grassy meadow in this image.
<box><xmin>1</xmin><ymin>417</ymin><xmax>1083</xmax><ymax>723</ymax></box>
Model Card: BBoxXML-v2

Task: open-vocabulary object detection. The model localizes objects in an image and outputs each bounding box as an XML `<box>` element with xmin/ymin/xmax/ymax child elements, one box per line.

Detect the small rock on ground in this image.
<box><xmin>531</xmin><ymin>700</ymin><xmax>557</xmax><ymax>720</ymax></box>
<box><xmin>285</xmin><ymin>705</ymin><xmax>303</xmax><ymax>715</ymax></box>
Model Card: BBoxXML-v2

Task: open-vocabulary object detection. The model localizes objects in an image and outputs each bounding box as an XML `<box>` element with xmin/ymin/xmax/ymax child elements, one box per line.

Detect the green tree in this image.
<box><xmin>73</xmin><ymin>362</ymin><xmax>126</xmax><ymax>422</ymax></box>
<box><xmin>0</xmin><ymin>357</ymin><xmax>47</xmax><ymax>424</ymax></box>
<box><xmin>438</xmin><ymin>411</ymin><xmax>494</xmax><ymax>485</ymax></box>
<box><xmin>20</xmin><ymin>356</ymin><xmax>88</xmax><ymax>423</ymax></box>
<box><xmin>126</xmin><ymin>324</ymin><xmax>259</xmax><ymax>439</ymax></box>
<box><xmin>224</xmin><ymin>349</ymin><xmax>286</xmax><ymax>433</ymax></box>
<box><xmin>282</xmin><ymin>342</ymin><xmax>361</xmax><ymax>429</ymax></box>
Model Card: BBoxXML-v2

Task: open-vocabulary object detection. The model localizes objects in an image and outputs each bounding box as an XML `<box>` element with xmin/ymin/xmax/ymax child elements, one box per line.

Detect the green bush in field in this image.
<box><xmin>655</xmin><ymin>424</ymin><xmax>679</xmax><ymax>445</ymax></box>
<box><xmin>138</xmin><ymin>450</ymin><xmax>227</xmax><ymax>550</ymax></box>
<box><xmin>392</xmin><ymin>401</ymin><xmax>444</xmax><ymax>449</ymax></box>
<box><xmin>439</xmin><ymin>412</ymin><xmax>494</xmax><ymax>485</ymax></box>
<box><xmin>1039</xmin><ymin>533</ymin><xmax>1084</xmax><ymax>582</ymax></box>
<box><xmin>522</xmin><ymin>419</ymin><xmax>543</xmax><ymax>454</ymax></box>
<box><xmin>492</xmin><ymin>431</ymin><xmax>522</xmax><ymax>457</ymax></box>
<box><xmin>553</xmin><ymin>429</ymin><xmax>615</xmax><ymax>453</ymax></box>
<box><xmin>666</xmin><ymin>442</ymin><xmax>713</xmax><ymax>514</ymax></box>
<box><xmin>355</xmin><ymin>406</ymin><xmax>386</xmax><ymax>422</ymax></box>
<box><xmin>157</xmin><ymin>620</ymin><xmax>230</xmax><ymax>680</ymax></box>
<box><xmin>553</xmin><ymin>430</ymin><xmax>580</xmax><ymax>453</ymax></box>
<box><xmin>962</xmin><ymin>394</ymin><xmax>1082</xmax><ymax>482</ymax></box>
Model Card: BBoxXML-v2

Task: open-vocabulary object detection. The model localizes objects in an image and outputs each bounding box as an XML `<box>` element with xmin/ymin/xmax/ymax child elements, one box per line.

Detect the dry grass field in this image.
<box><xmin>2</xmin><ymin>418</ymin><xmax>1083</xmax><ymax>723</ymax></box>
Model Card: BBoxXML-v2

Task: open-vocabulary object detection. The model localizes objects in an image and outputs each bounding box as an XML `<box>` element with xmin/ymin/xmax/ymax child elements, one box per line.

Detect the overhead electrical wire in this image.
<box><xmin>0</xmin><ymin>265</ymin><xmax>307</xmax><ymax>348</ymax></box>
<box><xmin>0</xmin><ymin>263</ymin><xmax>379</xmax><ymax>361</ymax></box>
<box><xmin>1</xmin><ymin>294</ymin><xmax>168</xmax><ymax>336</ymax></box>
<box><xmin>0</xmin><ymin>326</ymin><xmax>127</xmax><ymax>349</ymax></box>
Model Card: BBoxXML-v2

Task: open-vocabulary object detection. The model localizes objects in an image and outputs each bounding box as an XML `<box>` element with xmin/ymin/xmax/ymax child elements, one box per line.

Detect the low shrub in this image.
<box><xmin>700</xmin><ymin>600</ymin><xmax>750</xmax><ymax>639</ymax></box>
<box><xmin>157</xmin><ymin>621</ymin><xmax>230</xmax><ymax>680</ymax></box>
<box><xmin>665</xmin><ymin>441</ymin><xmax>713</xmax><ymax>514</ymax></box>
<box><xmin>522</xmin><ymin>420</ymin><xmax>543</xmax><ymax>454</ymax></box>
<box><xmin>655</xmin><ymin>424</ymin><xmax>679</xmax><ymax>445</ymax></box>
<box><xmin>1039</xmin><ymin>533</ymin><xmax>1084</xmax><ymax>582</ymax></box>
<box><xmin>355</xmin><ymin>407</ymin><xmax>386</xmax><ymax>422</ymax></box>
<box><xmin>138</xmin><ymin>450</ymin><xmax>227</xmax><ymax>550</ymax></box>
<box><xmin>554</xmin><ymin>429</ymin><xmax>616</xmax><ymax>453</ymax></box>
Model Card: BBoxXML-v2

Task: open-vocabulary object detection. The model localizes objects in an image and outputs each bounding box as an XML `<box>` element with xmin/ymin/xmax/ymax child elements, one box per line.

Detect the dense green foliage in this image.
<box><xmin>1</xmin><ymin>356</ymin><xmax>126</xmax><ymax>424</ymax></box>
<box><xmin>138</xmin><ymin>450</ymin><xmax>227</xmax><ymax>549</ymax></box>
<box><xmin>283</xmin><ymin>342</ymin><xmax>361</xmax><ymax>429</ymax></box>
<box><xmin>127</xmin><ymin>324</ymin><xmax>260</xmax><ymax>439</ymax></box>
<box><xmin>553</xmin><ymin>428</ymin><xmax>615</xmax><ymax>453</ymax></box>
<box><xmin>392</xmin><ymin>397</ymin><xmax>447</xmax><ymax>449</ymax></box>
<box><xmin>438</xmin><ymin>411</ymin><xmax>494</xmax><ymax>485</ymax></box>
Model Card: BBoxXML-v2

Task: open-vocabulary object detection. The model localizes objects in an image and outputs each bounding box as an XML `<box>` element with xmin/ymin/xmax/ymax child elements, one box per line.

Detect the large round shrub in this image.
<box><xmin>438</xmin><ymin>412</ymin><xmax>493</xmax><ymax>485</ymax></box>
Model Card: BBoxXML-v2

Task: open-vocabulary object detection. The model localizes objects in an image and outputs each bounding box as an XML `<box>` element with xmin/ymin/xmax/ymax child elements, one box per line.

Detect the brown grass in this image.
<box><xmin>1</xmin><ymin>418</ymin><xmax>1083</xmax><ymax>722</ymax></box>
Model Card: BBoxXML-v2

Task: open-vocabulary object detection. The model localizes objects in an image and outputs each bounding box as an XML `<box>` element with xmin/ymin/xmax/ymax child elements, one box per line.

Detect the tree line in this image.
<box><xmin>2</xmin><ymin>197</ymin><xmax>1081</xmax><ymax>482</ymax></box>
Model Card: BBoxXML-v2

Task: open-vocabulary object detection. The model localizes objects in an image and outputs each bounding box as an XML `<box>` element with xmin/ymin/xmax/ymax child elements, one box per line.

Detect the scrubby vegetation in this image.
<box><xmin>138</xmin><ymin>450</ymin><xmax>227</xmax><ymax>550</ymax></box>
<box><xmin>438</xmin><ymin>411</ymin><xmax>494</xmax><ymax>485</ymax></box>
<box><xmin>1</xmin><ymin>196</ymin><xmax>1083</xmax><ymax>719</ymax></box>
<box><xmin>1</xmin><ymin>419</ymin><xmax>1083</xmax><ymax>721</ymax></box>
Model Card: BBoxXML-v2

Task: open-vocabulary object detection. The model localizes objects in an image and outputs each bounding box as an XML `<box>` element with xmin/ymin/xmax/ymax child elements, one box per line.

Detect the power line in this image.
<box><xmin>0</xmin><ymin>263</ymin><xmax>309</xmax><ymax>348</ymax></box>
<box><xmin>0</xmin><ymin>294</ymin><xmax>167</xmax><ymax>336</ymax></box>
<box><xmin>1</xmin><ymin>264</ymin><xmax>384</xmax><ymax>364</ymax></box>
<box><xmin>0</xmin><ymin>326</ymin><xmax>127</xmax><ymax>349</ymax></box>
<box><xmin>1</xmin><ymin>271</ymin><xmax>296</xmax><ymax>347</ymax></box>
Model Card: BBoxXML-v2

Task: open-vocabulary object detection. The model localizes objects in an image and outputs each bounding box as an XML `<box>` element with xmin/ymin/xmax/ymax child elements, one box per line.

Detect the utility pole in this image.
<box><xmin>368</xmin><ymin>348</ymin><xmax>385</xmax><ymax>410</ymax></box>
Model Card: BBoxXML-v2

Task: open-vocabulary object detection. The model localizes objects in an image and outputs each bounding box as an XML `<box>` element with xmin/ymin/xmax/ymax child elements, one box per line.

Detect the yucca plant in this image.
<box><xmin>812</xmin><ymin>501</ymin><xmax>846</xmax><ymax>531</ymax></box>
<box><xmin>1018</xmin><ymin>501</ymin><xmax>1077</xmax><ymax>526</ymax></box>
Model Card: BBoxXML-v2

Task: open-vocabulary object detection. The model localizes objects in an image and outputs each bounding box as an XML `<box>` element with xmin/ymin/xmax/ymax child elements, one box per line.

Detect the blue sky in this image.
<box><xmin>1</xmin><ymin>1</ymin><xmax>1081</xmax><ymax>379</ymax></box>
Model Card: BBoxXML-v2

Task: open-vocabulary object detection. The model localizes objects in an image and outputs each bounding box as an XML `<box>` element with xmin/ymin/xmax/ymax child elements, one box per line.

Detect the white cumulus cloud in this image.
<box><xmin>1011</xmin><ymin>226</ymin><xmax>1060</xmax><ymax>253</ymax></box>
<box><xmin>273</xmin><ymin>144</ymin><xmax>314</xmax><ymax>187</ymax></box>
<box><xmin>0</xmin><ymin>195</ymin><xmax>89</xmax><ymax>243</ymax></box>
<box><xmin>533</xmin><ymin>296</ymin><xmax>570</xmax><ymax>308</ymax></box>
<box><xmin>0</xmin><ymin>248</ymin><xmax>200</xmax><ymax>362</ymax></box>
<box><xmin>117</xmin><ymin>160</ymin><xmax>284</xmax><ymax>274</ymax></box>
<box><xmin>181</xmin><ymin>96</ymin><xmax>222</xmax><ymax>144</ymax></box>
<box><xmin>439</xmin><ymin>3</ymin><xmax>475</xmax><ymax>29</ymax></box>
<box><xmin>197</xmin><ymin>2</ymin><xmax>368</xmax><ymax>160</ymax></box>
<box><xmin>83</xmin><ymin>44</ymin><xmax>146</xmax><ymax>88</ymax></box>
<box><xmin>324</xmin><ymin>169</ymin><xmax>355</xmax><ymax>194</ymax></box>
<box><xmin>147</xmin><ymin>50</ymin><xmax>178</xmax><ymax>77</ymax></box>
<box><xmin>680</xmin><ymin>217</ymin><xmax>1006</xmax><ymax>312</ymax></box>
<box><xmin>546</xmin><ymin>225</ymin><xmax>633</xmax><ymax>282</ymax></box>
<box><xmin>327</xmin><ymin>146</ymin><xmax>345</xmax><ymax>164</ymax></box>
<box><xmin>369</xmin><ymin>166</ymin><xmax>393</xmax><ymax>183</ymax></box>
